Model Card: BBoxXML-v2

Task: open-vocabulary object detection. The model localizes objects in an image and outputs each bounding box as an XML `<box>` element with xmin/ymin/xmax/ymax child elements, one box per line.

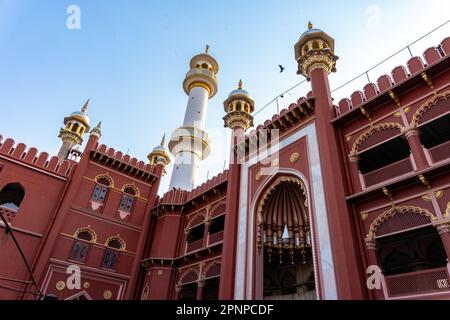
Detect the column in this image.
<box><xmin>196</xmin><ymin>279</ymin><xmax>205</xmax><ymax>300</ymax></box>
<box><xmin>219</xmin><ymin>127</ymin><xmax>245</xmax><ymax>299</ymax></box>
<box><xmin>348</xmin><ymin>153</ymin><xmax>363</xmax><ymax>191</ymax></box>
<box><xmin>202</xmin><ymin>220</ymin><xmax>210</xmax><ymax>248</ymax></box>
<box><xmin>174</xmin><ymin>285</ymin><xmax>181</xmax><ymax>300</ymax></box>
<box><xmin>365</xmin><ymin>239</ymin><xmax>384</xmax><ymax>300</ymax></box>
<box><xmin>403</xmin><ymin>126</ymin><xmax>429</xmax><ymax>170</ymax></box>
<box><xmin>435</xmin><ymin>222</ymin><xmax>450</xmax><ymax>261</ymax></box>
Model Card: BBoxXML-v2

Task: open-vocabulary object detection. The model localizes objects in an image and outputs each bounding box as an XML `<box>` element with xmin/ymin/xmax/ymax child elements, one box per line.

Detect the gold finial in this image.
<box><xmin>238</xmin><ymin>79</ymin><xmax>243</xmax><ymax>90</ymax></box>
<box><xmin>308</xmin><ymin>21</ymin><xmax>313</xmax><ymax>30</ymax></box>
<box><xmin>205</xmin><ymin>45</ymin><xmax>210</xmax><ymax>54</ymax></box>
<box><xmin>160</xmin><ymin>133</ymin><xmax>166</xmax><ymax>147</ymax></box>
<box><xmin>82</xmin><ymin>98</ymin><xmax>90</xmax><ymax>112</ymax></box>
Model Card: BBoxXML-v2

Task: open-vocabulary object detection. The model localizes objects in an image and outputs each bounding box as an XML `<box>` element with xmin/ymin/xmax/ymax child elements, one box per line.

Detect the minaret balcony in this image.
<box><xmin>183</xmin><ymin>68</ymin><xmax>218</xmax><ymax>97</ymax></box>
<box><xmin>168</xmin><ymin>126</ymin><xmax>211</xmax><ymax>160</ymax></box>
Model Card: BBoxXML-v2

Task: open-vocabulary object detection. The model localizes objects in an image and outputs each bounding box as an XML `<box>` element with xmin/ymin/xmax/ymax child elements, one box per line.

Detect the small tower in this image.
<box><xmin>148</xmin><ymin>134</ymin><xmax>171</xmax><ymax>167</ymax></box>
<box><xmin>168</xmin><ymin>46</ymin><xmax>219</xmax><ymax>190</ymax></box>
<box><xmin>223</xmin><ymin>80</ymin><xmax>255</xmax><ymax>131</ymax></box>
<box><xmin>57</xmin><ymin>99</ymin><xmax>91</xmax><ymax>160</ymax></box>
<box><xmin>219</xmin><ymin>80</ymin><xmax>255</xmax><ymax>299</ymax></box>
<box><xmin>294</xmin><ymin>21</ymin><xmax>338</xmax><ymax>79</ymax></box>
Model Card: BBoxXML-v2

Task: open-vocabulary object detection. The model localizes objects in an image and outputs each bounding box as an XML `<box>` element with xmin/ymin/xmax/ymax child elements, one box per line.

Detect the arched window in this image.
<box><xmin>119</xmin><ymin>185</ymin><xmax>137</xmax><ymax>213</ymax></box>
<box><xmin>91</xmin><ymin>176</ymin><xmax>112</xmax><ymax>204</ymax></box>
<box><xmin>70</xmin><ymin>227</ymin><xmax>97</xmax><ymax>262</ymax></box>
<box><xmin>102</xmin><ymin>236</ymin><xmax>125</xmax><ymax>270</ymax></box>
<box><xmin>72</xmin><ymin>123</ymin><xmax>80</xmax><ymax>133</ymax></box>
<box><xmin>0</xmin><ymin>183</ymin><xmax>25</xmax><ymax>212</ymax></box>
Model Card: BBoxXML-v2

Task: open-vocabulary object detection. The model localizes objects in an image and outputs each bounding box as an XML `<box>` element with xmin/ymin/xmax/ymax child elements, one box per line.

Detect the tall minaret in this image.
<box><xmin>168</xmin><ymin>46</ymin><xmax>219</xmax><ymax>190</ymax></box>
<box><xmin>57</xmin><ymin>99</ymin><xmax>91</xmax><ymax>160</ymax></box>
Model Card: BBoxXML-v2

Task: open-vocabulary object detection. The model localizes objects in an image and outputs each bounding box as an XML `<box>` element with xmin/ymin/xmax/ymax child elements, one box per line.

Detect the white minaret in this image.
<box><xmin>168</xmin><ymin>46</ymin><xmax>219</xmax><ymax>190</ymax></box>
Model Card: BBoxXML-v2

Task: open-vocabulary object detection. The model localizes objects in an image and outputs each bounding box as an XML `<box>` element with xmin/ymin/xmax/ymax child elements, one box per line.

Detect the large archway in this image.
<box><xmin>256</xmin><ymin>176</ymin><xmax>316</xmax><ymax>300</ymax></box>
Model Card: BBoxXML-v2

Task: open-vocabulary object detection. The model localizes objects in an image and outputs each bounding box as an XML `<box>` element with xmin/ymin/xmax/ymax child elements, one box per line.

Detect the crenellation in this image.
<box><xmin>391</xmin><ymin>65</ymin><xmax>409</xmax><ymax>83</ymax></box>
<box><xmin>407</xmin><ymin>56</ymin><xmax>426</xmax><ymax>75</ymax></box>
<box><xmin>336</xmin><ymin>42</ymin><xmax>450</xmax><ymax>120</ymax></box>
<box><xmin>350</xmin><ymin>90</ymin><xmax>365</xmax><ymax>107</ymax></box>
<box><xmin>97</xmin><ymin>144</ymin><xmax>107</xmax><ymax>153</ymax></box>
<box><xmin>35</xmin><ymin>152</ymin><xmax>49</xmax><ymax>167</ymax></box>
<box><xmin>106</xmin><ymin>147</ymin><xmax>116</xmax><ymax>157</ymax></box>
<box><xmin>0</xmin><ymin>138</ymin><xmax>15</xmax><ymax>155</ymax></box>
<box><xmin>363</xmin><ymin>83</ymin><xmax>378</xmax><ymax>100</ymax></box>
<box><xmin>441</xmin><ymin>37</ymin><xmax>450</xmax><ymax>55</ymax></box>
<box><xmin>11</xmin><ymin>143</ymin><xmax>26</xmax><ymax>159</ymax></box>
<box><xmin>23</xmin><ymin>147</ymin><xmax>38</xmax><ymax>163</ymax></box>
<box><xmin>424</xmin><ymin>46</ymin><xmax>442</xmax><ymax>65</ymax></box>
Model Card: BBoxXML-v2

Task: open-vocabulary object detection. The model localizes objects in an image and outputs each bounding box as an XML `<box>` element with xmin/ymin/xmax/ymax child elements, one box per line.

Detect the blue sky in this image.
<box><xmin>0</xmin><ymin>0</ymin><xmax>449</xmax><ymax>193</ymax></box>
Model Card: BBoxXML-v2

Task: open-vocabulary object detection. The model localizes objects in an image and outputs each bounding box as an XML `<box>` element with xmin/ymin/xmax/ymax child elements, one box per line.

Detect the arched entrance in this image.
<box><xmin>256</xmin><ymin>176</ymin><xmax>316</xmax><ymax>300</ymax></box>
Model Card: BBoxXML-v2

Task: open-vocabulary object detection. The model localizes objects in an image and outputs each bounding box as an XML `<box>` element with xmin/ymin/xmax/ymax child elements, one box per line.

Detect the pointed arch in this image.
<box><xmin>209</xmin><ymin>200</ymin><xmax>226</xmax><ymax>219</ymax></box>
<box><xmin>256</xmin><ymin>175</ymin><xmax>307</xmax><ymax>227</ymax></box>
<box><xmin>186</xmin><ymin>211</ymin><xmax>207</xmax><ymax>230</ymax></box>
<box><xmin>349</xmin><ymin>122</ymin><xmax>404</xmax><ymax>156</ymax></box>
<box><xmin>74</xmin><ymin>226</ymin><xmax>97</xmax><ymax>243</ymax></box>
<box><xmin>105</xmin><ymin>235</ymin><xmax>126</xmax><ymax>251</ymax></box>
<box><xmin>0</xmin><ymin>182</ymin><xmax>25</xmax><ymax>211</ymax></box>
<box><xmin>121</xmin><ymin>183</ymin><xmax>140</xmax><ymax>197</ymax></box>
<box><xmin>94</xmin><ymin>173</ymin><xmax>114</xmax><ymax>188</ymax></box>
<box><xmin>178</xmin><ymin>268</ymin><xmax>199</xmax><ymax>285</ymax></box>
<box><xmin>366</xmin><ymin>205</ymin><xmax>436</xmax><ymax>241</ymax></box>
<box><xmin>202</xmin><ymin>260</ymin><xmax>221</xmax><ymax>279</ymax></box>
<box><xmin>411</xmin><ymin>90</ymin><xmax>450</xmax><ymax>126</ymax></box>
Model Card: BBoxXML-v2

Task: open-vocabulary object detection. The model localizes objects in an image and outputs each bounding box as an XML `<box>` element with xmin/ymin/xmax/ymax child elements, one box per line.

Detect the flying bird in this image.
<box><xmin>279</xmin><ymin>65</ymin><xmax>285</xmax><ymax>73</ymax></box>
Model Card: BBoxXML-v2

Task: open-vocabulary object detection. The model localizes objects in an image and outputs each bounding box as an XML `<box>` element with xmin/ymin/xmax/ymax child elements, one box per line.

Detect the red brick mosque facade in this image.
<box><xmin>1</xmin><ymin>24</ymin><xmax>450</xmax><ymax>300</ymax></box>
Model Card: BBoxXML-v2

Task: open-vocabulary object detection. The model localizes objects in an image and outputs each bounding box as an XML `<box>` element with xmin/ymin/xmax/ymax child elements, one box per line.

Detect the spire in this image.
<box><xmin>205</xmin><ymin>44</ymin><xmax>210</xmax><ymax>54</ymax></box>
<box><xmin>160</xmin><ymin>133</ymin><xmax>166</xmax><ymax>147</ymax></box>
<box><xmin>82</xmin><ymin>98</ymin><xmax>90</xmax><ymax>112</ymax></box>
<box><xmin>238</xmin><ymin>79</ymin><xmax>243</xmax><ymax>90</ymax></box>
<box><xmin>90</xmin><ymin>121</ymin><xmax>102</xmax><ymax>138</ymax></box>
<box><xmin>308</xmin><ymin>21</ymin><xmax>313</xmax><ymax>30</ymax></box>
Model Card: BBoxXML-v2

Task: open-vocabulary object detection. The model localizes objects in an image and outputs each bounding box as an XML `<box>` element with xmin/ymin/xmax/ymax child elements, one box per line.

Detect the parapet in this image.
<box><xmin>334</xmin><ymin>37</ymin><xmax>450</xmax><ymax>118</ymax></box>
<box><xmin>0</xmin><ymin>135</ymin><xmax>74</xmax><ymax>177</ymax></box>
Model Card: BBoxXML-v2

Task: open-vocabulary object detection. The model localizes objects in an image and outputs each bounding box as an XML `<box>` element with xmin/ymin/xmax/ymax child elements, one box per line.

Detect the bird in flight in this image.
<box><xmin>279</xmin><ymin>65</ymin><xmax>285</xmax><ymax>73</ymax></box>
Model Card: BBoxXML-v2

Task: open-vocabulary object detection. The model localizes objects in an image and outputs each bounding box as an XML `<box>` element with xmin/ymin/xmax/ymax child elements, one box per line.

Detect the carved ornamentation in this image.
<box><xmin>290</xmin><ymin>152</ymin><xmax>300</xmax><ymax>163</ymax></box>
<box><xmin>185</xmin><ymin>211</ymin><xmax>207</xmax><ymax>231</ymax></box>
<box><xmin>56</xmin><ymin>281</ymin><xmax>66</xmax><ymax>291</ymax></box>
<box><xmin>435</xmin><ymin>222</ymin><xmax>450</xmax><ymax>235</ymax></box>
<box><xmin>74</xmin><ymin>226</ymin><xmax>97</xmax><ymax>243</ymax></box>
<box><xmin>121</xmin><ymin>183</ymin><xmax>140</xmax><ymax>198</ymax></box>
<box><xmin>422</xmin><ymin>190</ymin><xmax>443</xmax><ymax>202</ymax></box>
<box><xmin>401</xmin><ymin>125</ymin><xmax>420</xmax><ymax>139</ymax></box>
<box><xmin>202</xmin><ymin>260</ymin><xmax>220</xmax><ymax>279</ymax></box>
<box><xmin>444</xmin><ymin>201</ymin><xmax>450</xmax><ymax>219</ymax></box>
<box><xmin>349</xmin><ymin>122</ymin><xmax>403</xmax><ymax>156</ymax></box>
<box><xmin>105</xmin><ymin>235</ymin><xmax>126</xmax><ymax>251</ymax></box>
<box><xmin>411</xmin><ymin>90</ymin><xmax>450</xmax><ymax>126</ymax></box>
<box><xmin>297</xmin><ymin>50</ymin><xmax>338</xmax><ymax>79</ymax></box>
<box><xmin>177</xmin><ymin>268</ymin><xmax>199</xmax><ymax>286</ymax></box>
<box><xmin>94</xmin><ymin>173</ymin><xmax>114</xmax><ymax>188</ymax></box>
<box><xmin>360</xmin><ymin>212</ymin><xmax>368</xmax><ymax>221</ymax></box>
<box><xmin>103</xmin><ymin>290</ymin><xmax>112</xmax><ymax>300</ymax></box>
<box><xmin>366</xmin><ymin>205</ymin><xmax>436</xmax><ymax>241</ymax></box>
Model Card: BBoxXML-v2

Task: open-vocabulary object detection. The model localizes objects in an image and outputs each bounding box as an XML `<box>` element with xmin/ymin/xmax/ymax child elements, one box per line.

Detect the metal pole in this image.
<box><xmin>0</xmin><ymin>212</ymin><xmax>42</xmax><ymax>299</ymax></box>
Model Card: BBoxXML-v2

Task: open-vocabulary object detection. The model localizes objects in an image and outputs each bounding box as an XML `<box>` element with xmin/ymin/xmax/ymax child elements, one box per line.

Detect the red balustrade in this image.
<box><xmin>384</xmin><ymin>267</ymin><xmax>450</xmax><ymax>298</ymax></box>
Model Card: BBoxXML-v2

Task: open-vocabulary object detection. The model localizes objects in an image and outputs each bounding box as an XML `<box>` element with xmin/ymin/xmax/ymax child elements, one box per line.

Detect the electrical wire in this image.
<box><xmin>255</xmin><ymin>19</ymin><xmax>450</xmax><ymax>115</ymax></box>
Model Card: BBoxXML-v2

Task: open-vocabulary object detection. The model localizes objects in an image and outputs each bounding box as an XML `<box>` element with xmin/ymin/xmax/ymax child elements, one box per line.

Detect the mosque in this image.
<box><xmin>1</xmin><ymin>23</ymin><xmax>450</xmax><ymax>300</ymax></box>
